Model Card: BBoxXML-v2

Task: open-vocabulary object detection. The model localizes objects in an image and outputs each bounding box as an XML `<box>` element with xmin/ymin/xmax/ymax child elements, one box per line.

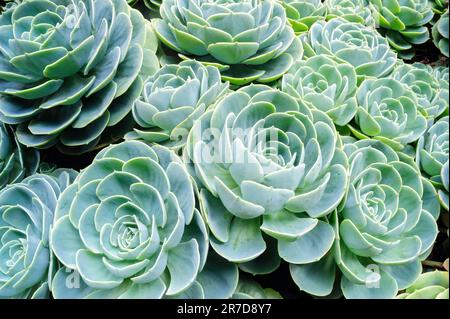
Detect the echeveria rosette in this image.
<box><xmin>127</xmin><ymin>0</ymin><xmax>162</xmax><ymax>12</ymax></box>
<box><xmin>302</xmin><ymin>19</ymin><xmax>397</xmax><ymax>81</ymax></box>
<box><xmin>416</xmin><ymin>116</ymin><xmax>449</xmax><ymax>210</ymax></box>
<box><xmin>153</xmin><ymin>0</ymin><xmax>303</xmax><ymax>86</ymax></box>
<box><xmin>281</xmin><ymin>54</ymin><xmax>358</xmax><ymax>126</ymax></box>
<box><xmin>52</xmin><ymin>245</ymin><xmax>239</xmax><ymax>299</ymax></box>
<box><xmin>324</xmin><ymin>0</ymin><xmax>377</xmax><ymax>27</ymax></box>
<box><xmin>368</xmin><ymin>0</ymin><xmax>434</xmax><ymax>59</ymax></box>
<box><xmin>0</xmin><ymin>0</ymin><xmax>159</xmax><ymax>154</ymax></box>
<box><xmin>292</xmin><ymin>138</ymin><xmax>440</xmax><ymax>298</ymax></box>
<box><xmin>126</xmin><ymin>0</ymin><xmax>138</xmax><ymax>6</ymax></box>
<box><xmin>432</xmin><ymin>10</ymin><xmax>449</xmax><ymax>57</ymax></box>
<box><xmin>0</xmin><ymin>169</ymin><xmax>77</xmax><ymax>298</ymax></box>
<box><xmin>187</xmin><ymin>85</ymin><xmax>348</xmax><ymax>275</ymax></box>
<box><xmin>351</xmin><ymin>78</ymin><xmax>427</xmax><ymax>151</ymax></box>
<box><xmin>51</xmin><ymin>141</ymin><xmax>209</xmax><ymax>299</ymax></box>
<box><xmin>128</xmin><ymin>60</ymin><xmax>229</xmax><ymax>148</ymax></box>
<box><xmin>337</xmin><ymin>139</ymin><xmax>440</xmax><ymax>299</ymax></box>
<box><xmin>188</xmin><ymin>251</ymin><xmax>240</xmax><ymax>299</ymax></box>
<box><xmin>416</xmin><ymin>116</ymin><xmax>449</xmax><ymax>181</ymax></box>
<box><xmin>1</xmin><ymin>123</ymin><xmax>39</xmax><ymax>189</ymax></box>
<box><xmin>391</xmin><ymin>63</ymin><xmax>448</xmax><ymax>121</ymax></box>
<box><xmin>280</xmin><ymin>0</ymin><xmax>327</xmax><ymax>34</ymax></box>
<box><xmin>397</xmin><ymin>271</ymin><xmax>449</xmax><ymax>299</ymax></box>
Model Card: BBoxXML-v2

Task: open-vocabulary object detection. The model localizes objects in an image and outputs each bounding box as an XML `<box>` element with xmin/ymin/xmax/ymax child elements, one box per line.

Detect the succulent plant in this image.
<box><xmin>324</xmin><ymin>0</ymin><xmax>376</xmax><ymax>27</ymax></box>
<box><xmin>51</xmin><ymin>140</ymin><xmax>209</xmax><ymax>298</ymax></box>
<box><xmin>1</xmin><ymin>123</ymin><xmax>39</xmax><ymax>189</ymax></box>
<box><xmin>302</xmin><ymin>19</ymin><xmax>397</xmax><ymax>80</ymax></box>
<box><xmin>397</xmin><ymin>271</ymin><xmax>449</xmax><ymax>299</ymax></box>
<box><xmin>350</xmin><ymin>78</ymin><xmax>427</xmax><ymax>150</ymax></box>
<box><xmin>367</xmin><ymin>0</ymin><xmax>434</xmax><ymax>58</ymax></box>
<box><xmin>0</xmin><ymin>169</ymin><xmax>77</xmax><ymax>298</ymax></box>
<box><xmin>281</xmin><ymin>54</ymin><xmax>358</xmax><ymax>126</ymax></box>
<box><xmin>438</xmin><ymin>160</ymin><xmax>449</xmax><ymax>211</ymax></box>
<box><xmin>390</xmin><ymin>63</ymin><xmax>448</xmax><ymax>121</ymax></box>
<box><xmin>128</xmin><ymin>60</ymin><xmax>229</xmax><ymax>148</ymax></box>
<box><xmin>432</xmin><ymin>10</ymin><xmax>449</xmax><ymax>58</ymax></box>
<box><xmin>186</xmin><ymin>85</ymin><xmax>348</xmax><ymax>275</ymax></box>
<box><xmin>153</xmin><ymin>0</ymin><xmax>303</xmax><ymax>86</ymax></box>
<box><xmin>292</xmin><ymin>138</ymin><xmax>440</xmax><ymax>298</ymax></box>
<box><xmin>0</xmin><ymin>0</ymin><xmax>159</xmax><ymax>154</ymax></box>
<box><xmin>232</xmin><ymin>276</ymin><xmax>282</xmax><ymax>299</ymax></box>
<box><xmin>416</xmin><ymin>116</ymin><xmax>449</xmax><ymax>186</ymax></box>
<box><xmin>280</xmin><ymin>0</ymin><xmax>327</xmax><ymax>34</ymax></box>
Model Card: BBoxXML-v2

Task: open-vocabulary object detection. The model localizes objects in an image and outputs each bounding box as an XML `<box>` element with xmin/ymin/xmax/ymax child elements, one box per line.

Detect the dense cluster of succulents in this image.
<box><xmin>0</xmin><ymin>0</ymin><xmax>448</xmax><ymax>300</ymax></box>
